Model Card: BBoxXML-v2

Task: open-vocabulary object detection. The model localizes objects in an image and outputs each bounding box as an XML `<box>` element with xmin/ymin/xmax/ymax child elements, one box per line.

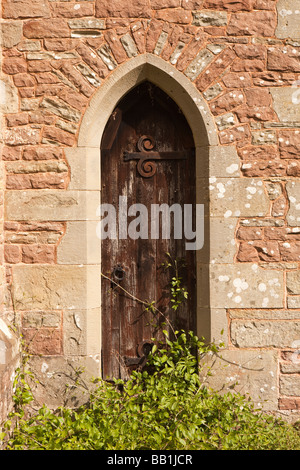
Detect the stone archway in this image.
<box><xmin>9</xmin><ymin>53</ymin><xmax>281</xmax><ymax>408</ymax></box>
<box><xmin>60</xmin><ymin>53</ymin><xmax>223</xmax><ymax>370</ymax></box>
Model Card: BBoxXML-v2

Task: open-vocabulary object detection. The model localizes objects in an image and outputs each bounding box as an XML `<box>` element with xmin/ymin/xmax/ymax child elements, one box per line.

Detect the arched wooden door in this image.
<box><xmin>100</xmin><ymin>82</ymin><xmax>196</xmax><ymax>380</ymax></box>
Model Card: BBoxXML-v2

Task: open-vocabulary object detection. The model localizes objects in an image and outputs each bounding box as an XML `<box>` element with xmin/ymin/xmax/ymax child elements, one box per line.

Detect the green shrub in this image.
<box><xmin>2</xmin><ymin>330</ymin><xmax>300</xmax><ymax>450</ymax></box>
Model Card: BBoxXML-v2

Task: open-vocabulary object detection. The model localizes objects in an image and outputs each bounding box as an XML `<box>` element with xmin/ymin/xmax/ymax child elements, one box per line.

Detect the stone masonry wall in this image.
<box><xmin>0</xmin><ymin>0</ymin><xmax>300</xmax><ymax>419</ymax></box>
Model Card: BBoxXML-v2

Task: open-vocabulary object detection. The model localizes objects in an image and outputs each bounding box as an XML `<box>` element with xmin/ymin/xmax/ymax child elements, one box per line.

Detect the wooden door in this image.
<box><xmin>100</xmin><ymin>82</ymin><xmax>196</xmax><ymax>380</ymax></box>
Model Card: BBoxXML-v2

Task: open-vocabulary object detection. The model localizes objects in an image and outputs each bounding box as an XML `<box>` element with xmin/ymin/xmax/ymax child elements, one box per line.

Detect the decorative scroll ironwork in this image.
<box><xmin>123</xmin><ymin>340</ymin><xmax>154</xmax><ymax>368</ymax></box>
<box><xmin>124</xmin><ymin>135</ymin><xmax>191</xmax><ymax>178</ymax></box>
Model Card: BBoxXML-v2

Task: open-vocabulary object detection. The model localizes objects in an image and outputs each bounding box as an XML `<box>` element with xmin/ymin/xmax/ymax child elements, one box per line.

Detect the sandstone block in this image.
<box><xmin>268</xmin><ymin>46</ymin><xmax>300</xmax><ymax>72</ymax></box>
<box><xmin>236</xmin><ymin>243</ymin><xmax>259</xmax><ymax>263</ymax></box>
<box><xmin>65</xmin><ymin>147</ymin><xmax>100</xmax><ymax>191</ymax></box>
<box><xmin>271</xmin><ymin>195</ymin><xmax>287</xmax><ymax>217</ymax></box>
<box><xmin>219</xmin><ymin>124</ymin><xmax>251</xmax><ymax>146</ymax></box>
<box><xmin>215</xmin><ymin>113</ymin><xmax>236</xmax><ymax>130</ymax></box>
<box><xmin>0</xmin><ymin>77</ymin><xmax>19</xmax><ymax>114</ymax></box>
<box><xmin>244</xmin><ymin>88</ymin><xmax>272</xmax><ymax>106</ymax></box>
<box><xmin>203</xmin><ymin>0</ymin><xmax>255</xmax><ymax>9</ymax></box>
<box><xmin>264</xmin><ymin>226</ymin><xmax>300</xmax><ymax>240</ymax></box>
<box><xmin>56</xmin><ymin>63</ymin><xmax>94</xmax><ymax>97</ymax></box>
<box><xmin>22</xmin><ymin>328</ymin><xmax>62</xmax><ymax>355</ymax></box>
<box><xmin>17</xmin><ymin>40</ymin><xmax>41</xmax><ymax>52</ymax></box>
<box><xmin>95</xmin><ymin>0</ymin><xmax>152</xmax><ymax>18</ymax></box>
<box><xmin>210</xmin><ymin>90</ymin><xmax>244</xmax><ymax>115</ymax></box>
<box><xmin>1</xmin><ymin>146</ymin><xmax>21</xmax><ymax>161</ymax></box>
<box><xmin>28</xmin><ymin>356</ymin><xmax>100</xmax><ymax>409</ymax></box>
<box><xmin>276</xmin><ymin>0</ymin><xmax>300</xmax><ymax>39</ymax></box>
<box><xmin>19</xmin><ymin>88</ymin><xmax>35</xmax><ymax>99</ymax></box>
<box><xmin>151</xmin><ymin>0</ymin><xmax>180</xmax><ymax>7</ymax></box>
<box><xmin>288</xmin><ymin>161</ymin><xmax>300</xmax><ymax>177</ymax></box>
<box><xmin>0</xmin><ymin>21</ymin><xmax>23</xmax><ymax>48</ymax></box>
<box><xmin>199</xmin><ymin>263</ymin><xmax>283</xmax><ymax>308</ymax></box>
<box><xmin>63</xmin><ymin>310</ymin><xmax>87</xmax><ymax>356</ymax></box>
<box><xmin>12</xmin><ymin>265</ymin><xmax>101</xmax><ymax>310</ymax></box>
<box><xmin>2</xmin><ymin>58</ymin><xmax>27</xmax><ymax>75</ymax></box>
<box><xmin>3</xmin><ymin>0</ymin><xmax>50</xmax><ymax>19</ymax></box>
<box><xmin>195</xmin><ymin>48</ymin><xmax>237</xmax><ymax>91</ymax></box>
<box><xmin>6</xmin><ymin>173</ymin><xmax>67</xmax><ymax>190</ymax></box>
<box><xmin>6</xmin><ymin>113</ymin><xmax>29</xmax><ymax>127</ymax></box>
<box><xmin>280</xmin><ymin>242</ymin><xmax>300</xmax><ymax>261</ymax></box>
<box><xmin>21</xmin><ymin>245</ymin><xmax>56</xmax><ymax>264</ymax></box>
<box><xmin>57</xmin><ymin>221</ymin><xmax>101</xmax><ymax>264</ymax></box>
<box><xmin>222</xmin><ymin>72</ymin><xmax>252</xmax><ymax>88</ymax></box>
<box><xmin>105</xmin><ymin>30</ymin><xmax>128</xmax><ymax>63</ymax></box>
<box><xmin>287</xmin><ymin>271</ymin><xmax>300</xmax><ymax>294</ymax></box>
<box><xmin>231</xmin><ymin>320</ymin><xmax>300</xmax><ymax>347</ymax></box>
<box><xmin>279</xmin><ymin>398</ymin><xmax>300</xmax><ymax>410</ymax></box>
<box><xmin>286</xmin><ymin>181</ymin><xmax>300</xmax><ymax>226</ymax></box>
<box><xmin>23</xmin><ymin>19</ymin><xmax>70</xmax><ymax>39</ymax></box>
<box><xmin>52</xmin><ymin>3</ymin><xmax>94</xmax><ymax>18</ymax></box>
<box><xmin>42</xmin><ymin>126</ymin><xmax>75</xmax><ymax>146</ymax></box>
<box><xmin>5</xmin><ymin>189</ymin><xmax>100</xmax><ymax>221</ymax></box>
<box><xmin>241</xmin><ymin>160</ymin><xmax>286</xmax><ymax>177</ymax></box>
<box><xmin>251</xmin><ymin>129</ymin><xmax>276</xmax><ymax>145</ymax></box>
<box><xmin>237</xmin><ymin>226</ymin><xmax>263</xmax><ymax>240</ymax></box>
<box><xmin>40</xmin><ymin>97</ymin><xmax>81</xmax><ymax>123</ymax></box>
<box><xmin>227</xmin><ymin>11</ymin><xmax>276</xmax><ymax>37</ymax></box>
<box><xmin>182</xmin><ymin>0</ymin><xmax>203</xmax><ymax>8</ymax></box>
<box><xmin>4</xmin><ymin>245</ymin><xmax>21</xmax><ymax>264</ymax></box>
<box><xmin>231</xmin><ymin>59</ymin><xmax>265</xmax><ymax>72</ymax></box>
<box><xmin>271</xmin><ymin>87</ymin><xmax>300</xmax><ymax>123</ymax></box>
<box><xmin>184</xmin><ymin>49</ymin><xmax>214</xmax><ymax>81</ymax></box>
<box><xmin>252</xmin><ymin>71</ymin><xmax>297</xmax><ymax>86</ymax></box>
<box><xmin>192</xmin><ymin>10</ymin><xmax>228</xmax><ymax>26</ymax></box>
<box><xmin>3</xmin><ymin>127</ymin><xmax>40</xmax><ymax>146</ymax></box>
<box><xmin>287</xmin><ymin>296</ymin><xmax>300</xmax><ymax>308</ymax></box>
<box><xmin>44</xmin><ymin>39</ymin><xmax>78</xmax><ymax>52</ymax></box>
<box><xmin>22</xmin><ymin>311</ymin><xmax>61</xmax><ymax>329</ymax></box>
<box><xmin>68</xmin><ymin>18</ymin><xmax>105</xmax><ymax>30</ymax></box>
<box><xmin>280</xmin><ymin>375</ymin><xmax>300</xmax><ymax>396</ymax></box>
<box><xmin>76</xmin><ymin>43</ymin><xmax>108</xmax><ymax>78</ymax></box>
<box><xmin>234</xmin><ymin>44</ymin><xmax>266</xmax><ymax>60</ymax></box>
<box><xmin>198</xmin><ymin>217</ymin><xmax>238</xmax><ymax>264</ymax></box>
<box><xmin>278</xmin><ymin>130</ymin><xmax>300</xmax><ymax>158</ymax></box>
<box><xmin>202</xmin><ymin>349</ymin><xmax>278</xmax><ymax>410</ymax></box>
<box><xmin>236</xmin><ymin>105</ymin><xmax>277</xmax><ymax>123</ymax></box>
<box><xmin>199</xmin><ymin>176</ymin><xmax>269</xmax><ymax>218</ymax></box>
<box><xmin>23</xmin><ymin>147</ymin><xmax>63</xmax><ymax>161</ymax></box>
<box><xmin>13</xmin><ymin>73</ymin><xmax>36</xmax><ymax>87</ymax></box>
<box><xmin>155</xmin><ymin>9</ymin><xmax>192</xmax><ymax>23</ymax></box>
<box><xmin>199</xmin><ymin>145</ymin><xmax>240</xmax><ymax>178</ymax></box>
<box><xmin>58</xmin><ymin>87</ymin><xmax>88</xmax><ymax>111</ymax></box>
<box><xmin>120</xmin><ymin>34</ymin><xmax>139</xmax><ymax>58</ymax></box>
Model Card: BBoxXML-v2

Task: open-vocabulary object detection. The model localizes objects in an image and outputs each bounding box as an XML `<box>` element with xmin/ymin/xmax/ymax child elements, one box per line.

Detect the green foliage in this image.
<box><xmin>162</xmin><ymin>253</ymin><xmax>188</xmax><ymax>312</ymax></box>
<box><xmin>2</xmin><ymin>255</ymin><xmax>300</xmax><ymax>450</ymax></box>
<box><xmin>2</xmin><ymin>329</ymin><xmax>300</xmax><ymax>450</ymax></box>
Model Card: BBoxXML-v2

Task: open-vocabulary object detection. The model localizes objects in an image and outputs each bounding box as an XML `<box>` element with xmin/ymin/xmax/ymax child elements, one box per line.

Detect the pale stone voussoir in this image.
<box><xmin>5</xmin><ymin>190</ymin><xmax>100</xmax><ymax>221</ymax></box>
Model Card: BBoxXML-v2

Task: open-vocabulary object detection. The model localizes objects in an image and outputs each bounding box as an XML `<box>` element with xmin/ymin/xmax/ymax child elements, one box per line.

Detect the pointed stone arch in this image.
<box><xmin>9</xmin><ymin>53</ymin><xmax>250</xmax><ymax>383</ymax></box>
<box><xmin>56</xmin><ymin>53</ymin><xmax>242</xmax><ymax>374</ymax></box>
